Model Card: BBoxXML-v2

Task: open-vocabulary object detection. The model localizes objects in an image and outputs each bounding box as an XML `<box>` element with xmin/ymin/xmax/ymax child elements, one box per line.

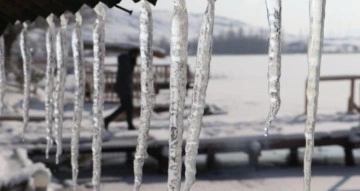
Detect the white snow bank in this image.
<box><xmin>0</xmin><ymin>148</ymin><xmax>51</xmax><ymax>189</ymax></box>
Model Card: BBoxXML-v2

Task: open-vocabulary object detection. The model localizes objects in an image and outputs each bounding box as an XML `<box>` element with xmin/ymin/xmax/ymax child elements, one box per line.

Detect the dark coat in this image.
<box><xmin>115</xmin><ymin>54</ymin><xmax>136</xmax><ymax>98</ymax></box>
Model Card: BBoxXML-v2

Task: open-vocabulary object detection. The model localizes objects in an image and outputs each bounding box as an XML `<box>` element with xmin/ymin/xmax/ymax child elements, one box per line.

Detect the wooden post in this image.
<box><xmin>348</xmin><ymin>79</ymin><xmax>355</xmax><ymax>113</ymax></box>
<box><xmin>344</xmin><ymin>144</ymin><xmax>355</xmax><ymax>166</ymax></box>
<box><xmin>248</xmin><ymin>141</ymin><xmax>261</xmax><ymax>170</ymax></box>
<box><xmin>206</xmin><ymin>151</ymin><xmax>216</xmax><ymax>169</ymax></box>
<box><xmin>287</xmin><ymin>147</ymin><xmax>299</xmax><ymax>166</ymax></box>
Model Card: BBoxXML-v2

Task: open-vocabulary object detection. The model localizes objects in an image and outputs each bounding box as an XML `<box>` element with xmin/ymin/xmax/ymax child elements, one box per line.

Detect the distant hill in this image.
<box><xmin>14</xmin><ymin>7</ymin><xmax>360</xmax><ymax>58</ymax></box>
<box><xmin>86</xmin><ymin>8</ymin><xmax>360</xmax><ymax>55</ymax></box>
<box><xmin>79</xmin><ymin>8</ymin><xmax>273</xmax><ymax>55</ymax></box>
<box><xmin>80</xmin><ymin>9</ymin><xmax>267</xmax><ymax>45</ymax></box>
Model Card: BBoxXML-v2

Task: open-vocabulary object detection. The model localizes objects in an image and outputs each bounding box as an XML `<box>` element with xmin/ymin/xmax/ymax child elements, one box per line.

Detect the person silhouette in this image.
<box><xmin>104</xmin><ymin>48</ymin><xmax>140</xmax><ymax>130</ymax></box>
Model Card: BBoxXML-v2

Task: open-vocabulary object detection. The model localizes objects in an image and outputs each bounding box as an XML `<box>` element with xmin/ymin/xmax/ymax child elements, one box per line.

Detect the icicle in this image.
<box><xmin>45</xmin><ymin>14</ymin><xmax>56</xmax><ymax>159</ymax></box>
<box><xmin>183</xmin><ymin>1</ymin><xmax>215</xmax><ymax>190</ymax></box>
<box><xmin>167</xmin><ymin>0</ymin><xmax>188</xmax><ymax>190</ymax></box>
<box><xmin>54</xmin><ymin>15</ymin><xmax>68</xmax><ymax>164</ymax></box>
<box><xmin>71</xmin><ymin>12</ymin><xmax>85</xmax><ymax>190</ymax></box>
<box><xmin>133</xmin><ymin>1</ymin><xmax>154</xmax><ymax>190</ymax></box>
<box><xmin>20</xmin><ymin>23</ymin><xmax>31</xmax><ymax>137</ymax></box>
<box><xmin>0</xmin><ymin>36</ymin><xmax>5</xmax><ymax>115</ymax></box>
<box><xmin>92</xmin><ymin>3</ymin><xmax>106</xmax><ymax>191</ymax></box>
<box><xmin>304</xmin><ymin>0</ymin><xmax>326</xmax><ymax>191</ymax></box>
<box><xmin>264</xmin><ymin>0</ymin><xmax>282</xmax><ymax>137</ymax></box>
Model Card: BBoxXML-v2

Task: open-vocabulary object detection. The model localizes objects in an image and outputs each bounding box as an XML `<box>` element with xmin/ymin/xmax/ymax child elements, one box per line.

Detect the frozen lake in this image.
<box><xmin>191</xmin><ymin>54</ymin><xmax>360</xmax><ymax>120</ymax></box>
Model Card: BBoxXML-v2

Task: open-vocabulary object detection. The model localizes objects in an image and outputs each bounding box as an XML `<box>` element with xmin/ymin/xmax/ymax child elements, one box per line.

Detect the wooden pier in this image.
<box><xmin>18</xmin><ymin>125</ymin><xmax>360</xmax><ymax>173</ymax></box>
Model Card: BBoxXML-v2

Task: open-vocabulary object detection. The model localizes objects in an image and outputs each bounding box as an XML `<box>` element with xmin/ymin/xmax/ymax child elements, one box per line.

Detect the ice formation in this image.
<box><xmin>0</xmin><ymin>36</ymin><xmax>5</xmax><ymax>115</ymax></box>
<box><xmin>71</xmin><ymin>12</ymin><xmax>85</xmax><ymax>190</ymax></box>
<box><xmin>183</xmin><ymin>1</ymin><xmax>216</xmax><ymax>190</ymax></box>
<box><xmin>167</xmin><ymin>0</ymin><xmax>189</xmax><ymax>190</ymax></box>
<box><xmin>19</xmin><ymin>23</ymin><xmax>31</xmax><ymax>137</ymax></box>
<box><xmin>303</xmin><ymin>0</ymin><xmax>326</xmax><ymax>190</ymax></box>
<box><xmin>133</xmin><ymin>1</ymin><xmax>155</xmax><ymax>191</ymax></box>
<box><xmin>54</xmin><ymin>15</ymin><xmax>68</xmax><ymax>164</ymax></box>
<box><xmin>92</xmin><ymin>3</ymin><xmax>106</xmax><ymax>191</ymax></box>
<box><xmin>264</xmin><ymin>0</ymin><xmax>282</xmax><ymax>136</ymax></box>
<box><xmin>45</xmin><ymin>14</ymin><xmax>56</xmax><ymax>159</ymax></box>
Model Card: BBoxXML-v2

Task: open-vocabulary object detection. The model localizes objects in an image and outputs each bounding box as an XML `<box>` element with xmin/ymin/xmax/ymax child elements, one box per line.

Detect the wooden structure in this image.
<box><xmin>305</xmin><ymin>75</ymin><xmax>360</xmax><ymax>113</ymax></box>
<box><xmin>19</xmin><ymin>125</ymin><xmax>360</xmax><ymax>173</ymax></box>
<box><xmin>85</xmin><ymin>64</ymin><xmax>194</xmax><ymax>104</ymax></box>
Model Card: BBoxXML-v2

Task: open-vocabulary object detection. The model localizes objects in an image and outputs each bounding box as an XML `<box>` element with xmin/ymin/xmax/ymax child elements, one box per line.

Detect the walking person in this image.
<box><xmin>104</xmin><ymin>48</ymin><xmax>140</xmax><ymax>130</ymax></box>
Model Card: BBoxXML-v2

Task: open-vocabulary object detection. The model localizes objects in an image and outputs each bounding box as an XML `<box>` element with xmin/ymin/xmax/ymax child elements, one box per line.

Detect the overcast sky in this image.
<box><xmin>120</xmin><ymin>0</ymin><xmax>360</xmax><ymax>37</ymax></box>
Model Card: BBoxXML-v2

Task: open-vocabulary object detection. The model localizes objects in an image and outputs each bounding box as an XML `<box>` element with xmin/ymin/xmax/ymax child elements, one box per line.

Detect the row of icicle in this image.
<box><xmin>263</xmin><ymin>0</ymin><xmax>326</xmax><ymax>191</ymax></box>
<box><xmin>1</xmin><ymin>0</ymin><xmax>326</xmax><ymax>190</ymax></box>
<box><xmin>135</xmin><ymin>0</ymin><xmax>217</xmax><ymax>190</ymax></box>
<box><xmin>16</xmin><ymin>3</ymin><xmax>106</xmax><ymax>191</ymax></box>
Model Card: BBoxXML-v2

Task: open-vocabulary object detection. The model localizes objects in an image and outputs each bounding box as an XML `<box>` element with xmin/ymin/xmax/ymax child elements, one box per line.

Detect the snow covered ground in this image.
<box><xmin>2</xmin><ymin>54</ymin><xmax>360</xmax><ymax>190</ymax></box>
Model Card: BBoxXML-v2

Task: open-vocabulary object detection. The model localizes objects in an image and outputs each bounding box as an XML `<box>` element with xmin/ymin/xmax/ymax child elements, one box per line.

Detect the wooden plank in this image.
<box><xmin>18</xmin><ymin>128</ymin><xmax>360</xmax><ymax>169</ymax></box>
<box><xmin>27</xmin><ymin>138</ymin><xmax>156</xmax><ymax>155</ymax></box>
<box><xmin>320</xmin><ymin>75</ymin><xmax>360</xmax><ymax>81</ymax></box>
<box><xmin>0</xmin><ymin>115</ymin><xmax>72</xmax><ymax>122</ymax></box>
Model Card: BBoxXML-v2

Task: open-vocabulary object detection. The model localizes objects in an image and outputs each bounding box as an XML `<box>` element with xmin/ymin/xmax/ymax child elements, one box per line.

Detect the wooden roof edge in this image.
<box><xmin>0</xmin><ymin>0</ymin><xmax>158</xmax><ymax>36</ymax></box>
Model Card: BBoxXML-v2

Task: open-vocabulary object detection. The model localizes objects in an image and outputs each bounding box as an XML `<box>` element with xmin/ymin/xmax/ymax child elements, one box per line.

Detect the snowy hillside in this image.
<box><xmin>285</xmin><ymin>37</ymin><xmax>360</xmax><ymax>54</ymax></box>
<box><xmin>80</xmin><ymin>9</ymin><xmax>360</xmax><ymax>54</ymax></box>
<box><xmin>14</xmin><ymin>8</ymin><xmax>360</xmax><ymax>58</ymax></box>
<box><xmin>323</xmin><ymin>37</ymin><xmax>360</xmax><ymax>53</ymax></box>
<box><xmin>80</xmin><ymin>9</ymin><xmax>267</xmax><ymax>44</ymax></box>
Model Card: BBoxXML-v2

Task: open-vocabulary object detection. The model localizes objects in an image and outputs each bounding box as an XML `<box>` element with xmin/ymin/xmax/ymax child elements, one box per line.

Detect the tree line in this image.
<box><xmin>155</xmin><ymin>28</ymin><xmax>270</xmax><ymax>55</ymax></box>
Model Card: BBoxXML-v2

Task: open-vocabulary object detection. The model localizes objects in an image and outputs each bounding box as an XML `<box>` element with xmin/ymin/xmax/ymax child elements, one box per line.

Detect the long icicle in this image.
<box><xmin>264</xmin><ymin>0</ymin><xmax>281</xmax><ymax>136</ymax></box>
<box><xmin>0</xmin><ymin>35</ymin><xmax>5</xmax><ymax>115</ymax></box>
<box><xmin>168</xmin><ymin>0</ymin><xmax>188</xmax><ymax>190</ymax></box>
<box><xmin>183</xmin><ymin>1</ymin><xmax>215</xmax><ymax>190</ymax></box>
<box><xmin>71</xmin><ymin>12</ymin><xmax>85</xmax><ymax>190</ymax></box>
<box><xmin>92</xmin><ymin>3</ymin><xmax>106</xmax><ymax>191</ymax></box>
<box><xmin>133</xmin><ymin>1</ymin><xmax>154</xmax><ymax>191</ymax></box>
<box><xmin>45</xmin><ymin>14</ymin><xmax>56</xmax><ymax>159</ymax></box>
<box><xmin>54</xmin><ymin>15</ymin><xmax>68</xmax><ymax>164</ymax></box>
<box><xmin>20</xmin><ymin>23</ymin><xmax>31</xmax><ymax>137</ymax></box>
<box><xmin>304</xmin><ymin>0</ymin><xmax>326</xmax><ymax>191</ymax></box>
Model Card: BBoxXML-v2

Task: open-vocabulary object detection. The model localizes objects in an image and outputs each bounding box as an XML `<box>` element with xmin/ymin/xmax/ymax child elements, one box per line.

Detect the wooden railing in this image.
<box><xmin>304</xmin><ymin>75</ymin><xmax>360</xmax><ymax>114</ymax></box>
<box><xmin>85</xmin><ymin>64</ymin><xmax>194</xmax><ymax>104</ymax></box>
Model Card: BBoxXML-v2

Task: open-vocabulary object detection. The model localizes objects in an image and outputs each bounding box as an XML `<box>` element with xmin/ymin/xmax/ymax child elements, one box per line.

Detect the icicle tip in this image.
<box><xmin>94</xmin><ymin>3</ymin><xmax>106</xmax><ymax>17</ymax></box>
<box><xmin>75</xmin><ymin>12</ymin><xmax>82</xmax><ymax>24</ymax></box>
<box><xmin>60</xmin><ymin>14</ymin><xmax>68</xmax><ymax>27</ymax></box>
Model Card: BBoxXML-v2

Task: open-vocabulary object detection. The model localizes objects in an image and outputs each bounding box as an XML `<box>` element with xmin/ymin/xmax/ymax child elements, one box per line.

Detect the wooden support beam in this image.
<box><xmin>206</xmin><ymin>152</ymin><xmax>216</xmax><ymax>170</ymax></box>
<box><xmin>348</xmin><ymin>79</ymin><xmax>355</xmax><ymax>113</ymax></box>
<box><xmin>343</xmin><ymin>145</ymin><xmax>355</xmax><ymax>166</ymax></box>
<box><xmin>287</xmin><ymin>147</ymin><xmax>299</xmax><ymax>166</ymax></box>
